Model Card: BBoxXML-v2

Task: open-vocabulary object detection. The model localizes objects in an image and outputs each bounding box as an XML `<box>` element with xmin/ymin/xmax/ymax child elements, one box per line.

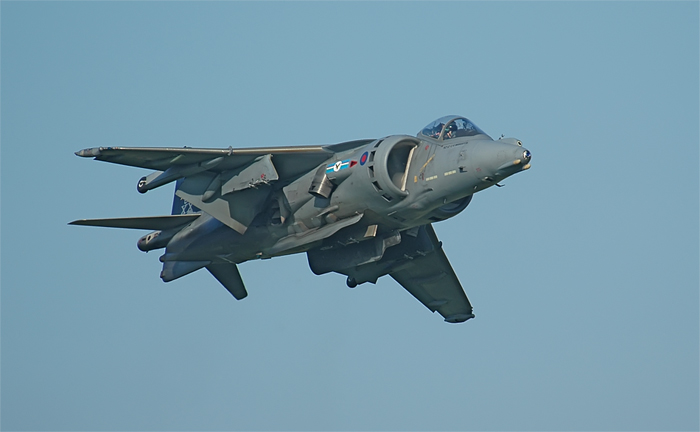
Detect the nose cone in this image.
<box><xmin>471</xmin><ymin>140</ymin><xmax>532</xmax><ymax>186</ymax></box>
<box><xmin>492</xmin><ymin>143</ymin><xmax>532</xmax><ymax>175</ymax></box>
<box><xmin>520</xmin><ymin>148</ymin><xmax>532</xmax><ymax>171</ymax></box>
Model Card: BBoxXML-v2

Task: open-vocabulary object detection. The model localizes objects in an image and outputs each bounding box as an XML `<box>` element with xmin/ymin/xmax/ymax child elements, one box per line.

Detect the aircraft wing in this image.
<box><xmin>69</xmin><ymin>214</ymin><xmax>200</xmax><ymax>230</ymax></box>
<box><xmin>389</xmin><ymin>225</ymin><xmax>475</xmax><ymax>323</ymax></box>
<box><xmin>75</xmin><ymin>140</ymin><xmax>375</xmax><ymax>235</ymax></box>
<box><xmin>75</xmin><ymin>140</ymin><xmax>374</xmax><ymax>179</ymax></box>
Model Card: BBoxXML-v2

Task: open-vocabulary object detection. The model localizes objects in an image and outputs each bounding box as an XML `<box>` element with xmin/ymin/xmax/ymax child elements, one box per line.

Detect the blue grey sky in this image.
<box><xmin>2</xmin><ymin>1</ymin><xmax>698</xmax><ymax>431</ymax></box>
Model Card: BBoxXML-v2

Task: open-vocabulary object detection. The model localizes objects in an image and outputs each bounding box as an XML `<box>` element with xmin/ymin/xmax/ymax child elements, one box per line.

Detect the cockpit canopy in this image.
<box><xmin>419</xmin><ymin>116</ymin><xmax>489</xmax><ymax>141</ymax></box>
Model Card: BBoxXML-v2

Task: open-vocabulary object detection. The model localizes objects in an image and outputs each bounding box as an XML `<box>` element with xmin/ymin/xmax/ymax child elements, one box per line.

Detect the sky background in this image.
<box><xmin>1</xmin><ymin>2</ymin><xmax>698</xmax><ymax>431</ymax></box>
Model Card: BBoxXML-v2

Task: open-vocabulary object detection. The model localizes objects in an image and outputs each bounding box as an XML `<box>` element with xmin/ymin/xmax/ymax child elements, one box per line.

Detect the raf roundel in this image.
<box><xmin>360</xmin><ymin>152</ymin><xmax>369</xmax><ymax>166</ymax></box>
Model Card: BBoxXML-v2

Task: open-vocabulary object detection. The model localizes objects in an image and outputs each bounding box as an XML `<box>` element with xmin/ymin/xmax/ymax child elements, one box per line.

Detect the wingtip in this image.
<box><xmin>444</xmin><ymin>313</ymin><xmax>475</xmax><ymax>323</ymax></box>
<box><xmin>75</xmin><ymin>148</ymin><xmax>101</xmax><ymax>157</ymax></box>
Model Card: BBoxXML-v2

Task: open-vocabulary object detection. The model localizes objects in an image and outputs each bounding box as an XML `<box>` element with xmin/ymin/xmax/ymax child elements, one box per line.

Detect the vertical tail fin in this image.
<box><xmin>171</xmin><ymin>178</ymin><xmax>201</xmax><ymax>215</ymax></box>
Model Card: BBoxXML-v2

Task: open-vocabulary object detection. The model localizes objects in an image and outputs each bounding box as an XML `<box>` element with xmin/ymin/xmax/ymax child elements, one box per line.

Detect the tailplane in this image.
<box><xmin>71</xmin><ymin>179</ymin><xmax>248</xmax><ymax>300</ymax></box>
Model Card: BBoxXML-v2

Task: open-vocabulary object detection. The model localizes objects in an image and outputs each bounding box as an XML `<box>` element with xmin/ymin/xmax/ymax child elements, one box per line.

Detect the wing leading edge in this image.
<box><xmin>68</xmin><ymin>214</ymin><xmax>200</xmax><ymax>230</ymax></box>
<box><xmin>75</xmin><ymin>140</ymin><xmax>374</xmax><ymax>180</ymax></box>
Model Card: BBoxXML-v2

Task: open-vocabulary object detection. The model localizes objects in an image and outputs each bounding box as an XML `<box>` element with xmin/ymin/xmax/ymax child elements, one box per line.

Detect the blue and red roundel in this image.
<box><xmin>360</xmin><ymin>152</ymin><xmax>369</xmax><ymax>166</ymax></box>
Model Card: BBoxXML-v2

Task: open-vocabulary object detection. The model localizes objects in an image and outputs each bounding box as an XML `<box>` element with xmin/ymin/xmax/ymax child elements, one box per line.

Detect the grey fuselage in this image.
<box><xmin>72</xmin><ymin>115</ymin><xmax>533</xmax><ymax>321</ymax></box>
<box><xmin>162</xmin><ymin>131</ymin><xmax>531</xmax><ymax>266</ymax></box>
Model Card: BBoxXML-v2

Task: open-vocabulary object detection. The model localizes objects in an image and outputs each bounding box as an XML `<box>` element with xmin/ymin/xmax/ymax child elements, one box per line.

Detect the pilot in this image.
<box><xmin>444</xmin><ymin>122</ymin><xmax>457</xmax><ymax>139</ymax></box>
<box><xmin>430</xmin><ymin>123</ymin><xmax>444</xmax><ymax>139</ymax></box>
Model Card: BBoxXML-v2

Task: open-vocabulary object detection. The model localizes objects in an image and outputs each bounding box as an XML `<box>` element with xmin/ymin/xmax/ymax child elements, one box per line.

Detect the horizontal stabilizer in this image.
<box><xmin>69</xmin><ymin>214</ymin><xmax>200</xmax><ymax>230</ymax></box>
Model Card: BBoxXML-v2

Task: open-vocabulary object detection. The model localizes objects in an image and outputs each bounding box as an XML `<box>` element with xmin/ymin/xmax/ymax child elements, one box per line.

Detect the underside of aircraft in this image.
<box><xmin>71</xmin><ymin>116</ymin><xmax>532</xmax><ymax>323</ymax></box>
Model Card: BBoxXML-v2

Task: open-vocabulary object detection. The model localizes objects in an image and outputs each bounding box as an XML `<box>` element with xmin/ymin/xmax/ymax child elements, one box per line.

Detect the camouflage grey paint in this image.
<box><xmin>70</xmin><ymin>116</ymin><xmax>532</xmax><ymax>323</ymax></box>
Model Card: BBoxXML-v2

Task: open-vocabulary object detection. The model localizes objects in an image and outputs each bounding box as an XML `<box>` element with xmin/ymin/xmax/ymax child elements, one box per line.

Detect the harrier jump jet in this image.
<box><xmin>71</xmin><ymin>116</ymin><xmax>532</xmax><ymax>323</ymax></box>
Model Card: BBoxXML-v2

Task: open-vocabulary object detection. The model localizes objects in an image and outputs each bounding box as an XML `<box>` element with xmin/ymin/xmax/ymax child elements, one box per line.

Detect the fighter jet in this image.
<box><xmin>71</xmin><ymin>116</ymin><xmax>532</xmax><ymax>323</ymax></box>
